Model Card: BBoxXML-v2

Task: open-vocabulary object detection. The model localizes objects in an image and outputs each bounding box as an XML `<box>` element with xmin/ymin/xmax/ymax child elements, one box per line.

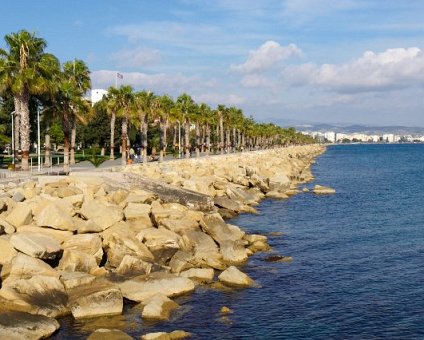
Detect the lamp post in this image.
<box><xmin>37</xmin><ymin>107</ymin><xmax>41</xmax><ymax>172</ymax></box>
<box><xmin>10</xmin><ymin>111</ymin><xmax>16</xmax><ymax>165</ymax></box>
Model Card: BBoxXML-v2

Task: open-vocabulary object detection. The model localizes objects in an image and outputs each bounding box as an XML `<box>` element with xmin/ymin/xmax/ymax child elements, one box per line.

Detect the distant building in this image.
<box><xmin>91</xmin><ymin>89</ymin><xmax>108</xmax><ymax>105</ymax></box>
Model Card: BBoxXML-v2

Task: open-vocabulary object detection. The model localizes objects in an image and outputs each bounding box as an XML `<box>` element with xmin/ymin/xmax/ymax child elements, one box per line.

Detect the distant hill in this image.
<box><xmin>269</xmin><ymin>118</ymin><xmax>424</xmax><ymax>136</ymax></box>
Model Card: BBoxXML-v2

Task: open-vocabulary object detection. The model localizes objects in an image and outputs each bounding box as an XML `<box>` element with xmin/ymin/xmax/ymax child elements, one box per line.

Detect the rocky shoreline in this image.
<box><xmin>0</xmin><ymin>145</ymin><xmax>327</xmax><ymax>339</ymax></box>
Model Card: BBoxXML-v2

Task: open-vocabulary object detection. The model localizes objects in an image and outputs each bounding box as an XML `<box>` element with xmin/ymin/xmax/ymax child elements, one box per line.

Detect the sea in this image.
<box><xmin>55</xmin><ymin>144</ymin><xmax>424</xmax><ymax>339</ymax></box>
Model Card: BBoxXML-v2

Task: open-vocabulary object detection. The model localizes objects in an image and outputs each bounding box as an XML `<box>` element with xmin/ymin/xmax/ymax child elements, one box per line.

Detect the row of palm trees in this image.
<box><xmin>0</xmin><ymin>29</ymin><xmax>314</xmax><ymax>171</ymax></box>
<box><xmin>96</xmin><ymin>88</ymin><xmax>313</xmax><ymax>167</ymax></box>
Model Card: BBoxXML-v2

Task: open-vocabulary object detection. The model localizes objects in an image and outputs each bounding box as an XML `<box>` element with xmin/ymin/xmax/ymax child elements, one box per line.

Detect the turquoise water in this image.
<box><xmin>55</xmin><ymin>144</ymin><xmax>424</xmax><ymax>339</ymax></box>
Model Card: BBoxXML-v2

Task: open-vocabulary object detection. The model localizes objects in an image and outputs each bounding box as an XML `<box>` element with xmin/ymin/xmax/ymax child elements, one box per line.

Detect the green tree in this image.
<box><xmin>0</xmin><ymin>30</ymin><xmax>59</xmax><ymax>170</ymax></box>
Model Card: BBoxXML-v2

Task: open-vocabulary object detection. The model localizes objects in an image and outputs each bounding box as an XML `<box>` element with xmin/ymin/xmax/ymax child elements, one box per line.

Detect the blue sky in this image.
<box><xmin>2</xmin><ymin>0</ymin><xmax>424</xmax><ymax>126</ymax></box>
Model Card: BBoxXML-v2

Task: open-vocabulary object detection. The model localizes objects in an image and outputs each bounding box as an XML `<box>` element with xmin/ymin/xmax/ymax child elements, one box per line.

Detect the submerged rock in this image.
<box><xmin>313</xmin><ymin>185</ymin><xmax>336</xmax><ymax>194</ymax></box>
<box><xmin>87</xmin><ymin>328</ymin><xmax>134</xmax><ymax>340</ymax></box>
<box><xmin>141</xmin><ymin>293</ymin><xmax>179</xmax><ymax>320</ymax></box>
<box><xmin>0</xmin><ymin>311</ymin><xmax>60</xmax><ymax>340</ymax></box>
<box><xmin>218</xmin><ymin>266</ymin><xmax>254</xmax><ymax>287</ymax></box>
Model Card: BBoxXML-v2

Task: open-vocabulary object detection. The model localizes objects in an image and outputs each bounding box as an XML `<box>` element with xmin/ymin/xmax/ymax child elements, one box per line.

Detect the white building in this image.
<box><xmin>91</xmin><ymin>89</ymin><xmax>108</xmax><ymax>105</ymax></box>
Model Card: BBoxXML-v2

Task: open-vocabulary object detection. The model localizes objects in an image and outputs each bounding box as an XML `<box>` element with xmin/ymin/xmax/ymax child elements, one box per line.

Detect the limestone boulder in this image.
<box><xmin>169</xmin><ymin>250</ymin><xmax>195</xmax><ymax>274</ymax></box>
<box><xmin>142</xmin><ymin>293</ymin><xmax>179</xmax><ymax>320</ymax></box>
<box><xmin>265</xmin><ymin>191</ymin><xmax>289</xmax><ymax>199</ymax></box>
<box><xmin>35</xmin><ymin>201</ymin><xmax>75</xmax><ymax>231</ymax></box>
<box><xmin>4</xmin><ymin>202</ymin><xmax>32</xmax><ymax>228</ymax></box>
<box><xmin>214</xmin><ymin>196</ymin><xmax>244</xmax><ymax>213</ymax></box>
<box><xmin>313</xmin><ymin>185</ymin><xmax>336</xmax><ymax>194</ymax></box>
<box><xmin>62</xmin><ymin>234</ymin><xmax>103</xmax><ymax>264</ymax></box>
<box><xmin>0</xmin><ymin>217</ymin><xmax>15</xmax><ymax>234</ymax></box>
<box><xmin>119</xmin><ymin>272</ymin><xmax>195</xmax><ymax>303</ymax></box>
<box><xmin>220</xmin><ymin>240</ymin><xmax>248</xmax><ymax>264</ymax></box>
<box><xmin>87</xmin><ymin>329</ymin><xmax>134</xmax><ymax>340</ymax></box>
<box><xmin>68</xmin><ymin>283</ymin><xmax>123</xmax><ymax>319</ymax></box>
<box><xmin>0</xmin><ymin>238</ymin><xmax>18</xmax><ymax>266</ymax></box>
<box><xmin>141</xmin><ymin>330</ymin><xmax>191</xmax><ymax>340</ymax></box>
<box><xmin>1</xmin><ymin>253</ymin><xmax>58</xmax><ymax>281</ymax></box>
<box><xmin>0</xmin><ymin>311</ymin><xmax>60</xmax><ymax>340</ymax></box>
<box><xmin>124</xmin><ymin>202</ymin><xmax>151</xmax><ymax>220</ymax></box>
<box><xmin>17</xmin><ymin>225</ymin><xmax>73</xmax><ymax>244</ymax></box>
<box><xmin>181</xmin><ymin>230</ymin><xmax>225</xmax><ymax>270</ymax></box>
<box><xmin>179</xmin><ymin>268</ymin><xmax>214</xmax><ymax>283</ymax></box>
<box><xmin>103</xmin><ymin>231</ymin><xmax>155</xmax><ymax>268</ymax></box>
<box><xmin>9</xmin><ymin>233</ymin><xmax>61</xmax><ymax>260</ymax></box>
<box><xmin>75</xmin><ymin>219</ymin><xmax>104</xmax><ymax>234</ymax></box>
<box><xmin>200</xmin><ymin>213</ymin><xmax>243</xmax><ymax>246</ymax></box>
<box><xmin>218</xmin><ymin>266</ymin><xmax>254</xmax><ymax>287</ymax></box>
<box><xmin>80</xmin><ymin>200</ymin><xmax>123</xmax><ymax>231</ymax></box>
<box><xmin>136</xmin><ymin>227</ymin><xmax>181</xmax><ymax>263</ymax></box>
<box><xmin>58</xmin><ymin>249</ymin><xmax>98</xmax><ymax>273</ymax></box>
<box><xmin>0</xmin><ymin>275</ymin><xmax>68</xmax><ymax>317</ymax></box>
<box><xmin>267</xmin><ymin>172</ymin><xmax>291</xmax><ymax>192</ymax></box>
<box><xmin>115</xmin><ymin>255</ymin><xmax>152</xmax><ymax>276</ymax></box>
<box><xmin>59</xmin><ymin>271</ymin><xmax>96</xmax><ymax>290</ymax></box>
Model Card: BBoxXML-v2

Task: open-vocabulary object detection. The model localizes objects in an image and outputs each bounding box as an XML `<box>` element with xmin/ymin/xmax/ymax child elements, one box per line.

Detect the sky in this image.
<box><xmin>1</xmin><ymin>0</ymin><xmax>424</xmax><ymax>127</ymax></box>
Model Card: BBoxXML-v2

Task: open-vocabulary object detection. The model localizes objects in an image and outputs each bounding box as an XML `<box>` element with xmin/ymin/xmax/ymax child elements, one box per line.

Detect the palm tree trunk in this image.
<box><xmin>195</xmin><ymin>122</ymin><xmax>200</xmax><ymax>158</ymax></box>
<box><xmin>121</xmin><ymin>117</ymin><xmax>128</xmax><ymax>166</ymax></box>
<box><xmin>63</xmin><ymin>133</ymin><xmax>70</xmax><ymax>174</ymax></box>
<box><xmin>13</xmin><ymin>97</ymin><xmax>21</xmax><ymax>161</ymax></box>
<box><xmin>70</xmin><ymin>121</ymin><xmax>76</xmax><ymax>165</ymax></box>
<box><xmin>206</xmin><ymin>123</ymin><xmax>211</xmax><ymax>156</ymax></box>
<box><xmin>110</xmin><ymin>112</ymin><xmax>115</xmax><ymax>160</ymax></box>
<box><xmin>18</xmin><ymin>91</ymin><xmax>30</xmax><ymax>171</ymax></box>
<box><xmin>159</xmin><ymin>118</ymin><xmax>165</xmax><ymax>162</ymax></box>
<box><xmin>226</xmin><ymin>129</ymin><xmax>231</xmax><ymax>153</ymax></box>
<box><xmin>185</xmin><ymin>118</ymin><xmax>190</xmax><ymax>158</ymax></box>
<box><xmin>219</xmin><ymin>115</ymin><xmax>224</xmax><ymax>154</ymax></box>
<box><xmin>232</xmin><ymin>127</ymin><xmax>236</xmax><ymax>152</ymax></box>
<box><xmin>44</xmin><ymin>126</ymin><xmax>51</xmax><ymax>166</ymax></box>
<box><xmin>142</xmin><ymin>116</ymin><xmax>148</xmax><ymax>164</ymax></box>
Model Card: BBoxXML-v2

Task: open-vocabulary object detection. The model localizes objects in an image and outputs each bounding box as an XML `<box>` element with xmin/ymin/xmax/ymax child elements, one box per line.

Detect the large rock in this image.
<box><xmin>58</xmin><ymin>249</ymin><xmax>98</xmax><ymax>273</ymax></box>
<box><xmin>59</xmin><ymin>271</ymin><xmax>96</xmax><ymax>290</ymax></box>
<box><xmin>0</xmin><ymin>275</ymin><xmax>68</xmax><ymax>317</ymax></box>
<box><xmin>124</xmin><ymin>202</ymin><xmax>151</xmax><ymax>220</ymax></box>
<box><xmin>214</xmin><ymin>196</ymin><xmax>244</xmax><ymax>213</ymax></box>
<box><xmin>179</xmin><ymin>268</ymin><xmax>214</xmax><ymax>283</ymax></box>
<box><xmin>9</xmin><ymin>233</ymin><xmax>61</xmax><ymax>260</ymax></box>
<box><xmin>68</xmin><ymin>283</ymin><xmax>123</xmax><ymax>319</ymax></box>
<box><xmin>218</xmin><ymin>266</ymin><xmax>254</xmax><ymax>287</ymax></box>
<box><xmin>115</xmin><ymin>255</ymin><xmax>152</xmax><ymax>276</ymax></box>
<box><xmin>0</xmin><ymin>238</ymin><xmax>18</xmax><ymax>266</ymax></box>
<box><xmin>200</xmin><ymin>213</ymin><xmax>243</xmax><ymax>245</ymax></box>
<box><xmin>136</xmin><ymin>227</ymin><xmax>181</xmax><ymax>263</ymax></box>
<box><xmin>181</xmin><ymin>230</ymin><xmax>225</xmax><ymax>270</ymax></box>
<box><xmin>142</xmin><ymin>293</ymin><xmax>179</xmax><ymax>320</ymax></box>
<box><xmin>80</xmin><ymin>200</ymin><xmax>123</xmax><ymax>231</ymax></box>
<box><xmin>103</xmin><ymin>231</ymin><xmax>154</xmax><ymax>268</ymax></box>
<box><xmin>35</xmin><ymin>201</ymin><xmax>75</xmax><ymax>231</ymax></box>
<box><xmin>62</xmin><ymin>234</ymin><xmax>103</xmax><ymax>264</ymax></box>
<box><xmin>313</xmin><ymin>185</ymin><xmax>336</xmax><ymax>194</ymax></box>
<box><xmin>1</xmin><ymin>253</ymin><xmax>58</xmax><ymax>281</ymax></box>
<box><xmin>220</xmin><ymin>240</ymin><xmax>248</xmax><ymax>264</ymax></box>
<box><xmin>267</xmin><ymin>172</ymin><xmax>291</xmax><ymax>192</ymax></box>
<box><xmin>87</xmin><ymin>329</ymin><xmax>134</xmax><ymax>340</ymax></box>
<box><xmin>0</xmin><ymin>311</ymin><xmax>60</xmax><ymax>340</ymax></box>
<box><xmin>17</xmin><ymin>225</ymin><xmax>73</xmax><ymax>244</ymax></box>
<box><xmin>141</xmin><ymin>330</ymin><xmax>191</xmax><ymax>340</ymax></box>
<box><xmin>119</xmin><ymin>272</ymin><xmax>195</xmax><ymax>303</ymax></box>
<box><xmin>4</xmin><ymin>202</ymin><xmax>32</xmax><ymax>228</ymax></box>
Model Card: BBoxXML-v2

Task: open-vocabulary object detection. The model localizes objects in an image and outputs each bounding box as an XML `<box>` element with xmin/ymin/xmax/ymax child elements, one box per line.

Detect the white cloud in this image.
<box><xmin>193</xmin><ymin>93</ymin><xmax>244</xmax><ymax>106</ymax></box>
<box><xmin>240</xmin><ymin>74</ymin><xmax>272</xmax><ymax>88</ymax></box>
<box><xmin>231</xmin><ymin>41</ymin><xmax>302</xmax><ymax>74</ymax></box>
<box><xmin>110</xmin><ymin>47</ymin><xmax>161</xmax><ymax>68</ymax></box>
<box><xmin>91</xmin><ymin>70</ymin><xmax>200</xmax><ymax>94</ymax></box>
<box><xmin>281</xmin><ymin>47</ymin><xmax>424</xmax><ymax>93</ymax></box>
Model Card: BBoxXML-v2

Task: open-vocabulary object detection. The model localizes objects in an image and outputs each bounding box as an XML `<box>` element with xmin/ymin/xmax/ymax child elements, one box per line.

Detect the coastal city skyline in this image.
<box><xmin>2</xmin><ymin>1</ymin><xmax>424</xmax><ymax>127</ymax></box>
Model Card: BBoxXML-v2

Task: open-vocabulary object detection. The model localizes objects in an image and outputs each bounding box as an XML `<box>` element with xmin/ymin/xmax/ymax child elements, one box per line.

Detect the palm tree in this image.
<box><xmin>157</xmin><ymin>94</ymin><xmax>174</xmax><ymax>162</ymax></box>
<box><xmin>0</xmin><ymin>30</ymin><xmax>59</xmax><ymax>170</ymax></box>
<box><xmin>101</xmin><ymin>86</ymin><xmax>120</xmax><ymax>160</ymax></box>
<box><xmin>62</xmin><ymin>59</ymin><xmax>91</xmax><ymax>164</ymax></box>
<box><xmin>134</xmin><ymin>90</ymin><xmax>154</xmax><ymax>164</ymax></box>
<box><xmin>115</xmin><ymin>86</ymin><xmax>134</xmax><ymax>166</ymax></box>
<box><xmin>216</xmin><ymin>104</ymin><xmax>226</xmax><ymax>154</ymax></box>
<box><xmin>176</xmin><ymin>93</ymin><xmax>195</xmax><ymax>158</ymax></box>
